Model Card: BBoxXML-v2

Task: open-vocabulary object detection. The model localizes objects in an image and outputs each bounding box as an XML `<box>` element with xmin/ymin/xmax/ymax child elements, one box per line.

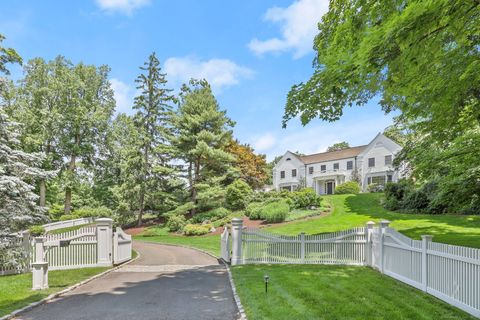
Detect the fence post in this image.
<box><xmin>421</xmin><ymin>235</ymin><xmax>433</xmax><ymax>292</ymax></box>
<box><xmin>365</xmin><ymin>221</ymin><xmax>375</xmax><ymax>266</ymax></box>
<box><xmin>231</xmin><ymin>218</ymin><xmax>243</xmax><ymax>266</ymax></box>
<box><xmin>96</xmin><ymin>218</ymin><xmax>113</xmax><ymax>267</ymax></box>
<box><xmin>300</xmin><ymin>232</ymin><xmax>306</xmax><ymax>264</ymax></box>
<box><xmin>32</xmin><ymin>237</ymin><xmax>48</xmax><ymax>290</ymax></box>
<box><xmin>379</xmin><ymin>220</ymin><xmax>390</xmax><ymax>273</ymax></box>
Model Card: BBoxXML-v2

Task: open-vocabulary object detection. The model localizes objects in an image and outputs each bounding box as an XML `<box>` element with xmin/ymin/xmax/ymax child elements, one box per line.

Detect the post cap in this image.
<box><xmin>366</xmin><ymin>221</ymin><xmax>375</xmax><ymax>227</ymax></box>
<box><xmin>379</xmin><ymin>220</ymin><xmax>390</xmax><ymax>227</ymax></box>
<box><xmin>231</xmin><ymin>218</ymin><xmax>243</xmax><ymax>226</ymax></box>
<box><xmin>33</xmin><ymin>236</ymin><xmax>46</xmax><ymax>242</ymax></box>
<box><xmin>95</xmin><ymin>218</ymin><xmax>113</xmax><ymax>224</ymax></box>
<box><xmin>421</xmin><ymin>235</ymin><xmax>433</xmax><ymax>241</ymax></box>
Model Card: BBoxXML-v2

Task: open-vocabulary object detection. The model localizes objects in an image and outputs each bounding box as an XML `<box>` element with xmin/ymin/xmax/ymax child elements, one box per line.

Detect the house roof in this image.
<box><xmin>297</xmin><ymin>145</ymin><xmax>367</xmax><ymax>164</ymax></box>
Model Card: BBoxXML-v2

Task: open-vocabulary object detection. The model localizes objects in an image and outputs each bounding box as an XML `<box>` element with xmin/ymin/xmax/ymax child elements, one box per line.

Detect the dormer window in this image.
<box><xmin>286</xmin><ymin>158</ymin><xmax>291</xmax><ymax>161</ymax></box>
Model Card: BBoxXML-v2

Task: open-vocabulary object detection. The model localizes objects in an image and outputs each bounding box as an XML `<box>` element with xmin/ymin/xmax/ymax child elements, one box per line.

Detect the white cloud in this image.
<box><xmin>253</xmin><ymin>133</ymin><xmax>277</xmax><ymax>152</ymax></box>
<box><xmin>248</xmin><ymin>0</ymin><xmax>329</xmax><ymax>58</ymax></box>
<box><xmin>95</xmin><ymin>0</ymin><xmax>150</xmax><ymax>15</ymax></box>
<box><xmin>110</xmin><ymin>78</ymin><xmax>135</xmax><ymax>114</ymax></box>
<box><xmin>163</xmin><ymin>56</ymin><xmax>253</xmax><ymax>92</ymax></box>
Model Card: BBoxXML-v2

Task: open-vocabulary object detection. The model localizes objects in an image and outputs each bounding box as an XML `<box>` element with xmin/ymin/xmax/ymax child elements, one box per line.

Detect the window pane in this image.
<box><xmin>368</xmin><ymin>158</ymin><xmax>375</xmax><ymax>167</ymax></box>
<box><xmin>309</xmin><ymin>167</ymin><xmax>313</xmax><ymax>174</ymax></box>
<box><xmin>347</xmin><ymin>161</ymin><xmax>353</xmax><ymax>170</ymax></box>
<box><xmin>333</xmin><ymin>163</ymin><xmax>339</xmax><ymax>170</ymax></box>
<box><xmin>321</xmin><ymin>165</ymin><xmax>326</xmax><ymax>171</ymax></box>
<box><xmin>280</xmin><ymin>171</ymin><xmax>285</xmax><ymax>178</ymax></box>
<box><xmin>387</xmin><ymin>174</ymin><xmax>393</xmax><ymax>182</ymax></box>
<box><xmin>292</xmin><ymin>169</ymin><xmax>297</xmax><ymax>177</ymax></box>
<box><xmin>385</xmin><ymin>155</ymin><xmax>392</xmax><ymax>165</ymax></box>
<box><xmin>372</xmin><ymin>176</ymin><xmax>386</xmax><ymax>185</ymax></box>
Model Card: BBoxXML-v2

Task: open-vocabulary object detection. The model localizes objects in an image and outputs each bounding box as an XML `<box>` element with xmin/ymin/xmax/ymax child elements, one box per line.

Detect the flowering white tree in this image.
<box><xmin>0</xmin><ymin>81</ymin><xmax>52</xmax><ymax>234</ymax></box>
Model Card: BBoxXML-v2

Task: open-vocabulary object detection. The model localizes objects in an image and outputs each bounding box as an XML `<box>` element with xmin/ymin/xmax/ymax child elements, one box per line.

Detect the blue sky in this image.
<box><xmin>0</xmin><ymin>0</ymin><xmax>394</xmax><ymax>160</ymax></box>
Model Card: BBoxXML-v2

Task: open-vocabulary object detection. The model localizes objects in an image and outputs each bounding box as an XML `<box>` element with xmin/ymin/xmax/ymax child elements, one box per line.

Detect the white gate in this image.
<box><xmin>113</xmin><ymin>227</ymin><xmax>132</xmax><ymax>264</ymax></box>
<box><xmin>220</xmin><ymin>228</ymin><xmax>230</xmax><ymax>262</ymax></box>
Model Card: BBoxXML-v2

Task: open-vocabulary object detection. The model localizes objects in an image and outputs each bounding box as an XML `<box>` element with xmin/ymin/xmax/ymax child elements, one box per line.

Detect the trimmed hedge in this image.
<box><xmin>183</xmin><ymin>224</ymin><xmax>211</xmax><ymax>236</ymax></box>
<box><xmin>245</xmin><ymin>200</ymin><xmax>290</xmax><ymax>223</ymax></box>
<box><xmin>226</xmin><ymin>179</ymin><xmax>253</xmax><ymax>210</ymax></box>
<box><xmin>166</xmin><ymin>215</ymin><xmax>187</xmax><ymax>232</ymax></box>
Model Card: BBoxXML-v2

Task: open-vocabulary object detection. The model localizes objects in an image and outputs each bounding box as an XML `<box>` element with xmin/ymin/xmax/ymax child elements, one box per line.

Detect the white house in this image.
<box><xmin>272</xmin><ymin>133</ymin><xmax>402</xmax><ymax>194</ymax></box>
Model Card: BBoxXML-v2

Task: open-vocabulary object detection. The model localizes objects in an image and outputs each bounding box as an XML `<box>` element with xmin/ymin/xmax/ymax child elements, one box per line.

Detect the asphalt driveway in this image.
<box><xmin>15</xmin><ymin>242</ymin><xmax>239</xmax><ymax>320</ymax></box>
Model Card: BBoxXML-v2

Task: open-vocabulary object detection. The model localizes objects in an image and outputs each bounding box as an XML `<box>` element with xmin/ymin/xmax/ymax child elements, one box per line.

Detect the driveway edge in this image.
<box><xmin>1</xmin><ymin>250</ymin><xmax>140</xmax><ymax>320</ymax></box>
<box><xmin>138</xmin><ymin>240</ymin><xmax>247</xmax><ymax>320</ymax></box>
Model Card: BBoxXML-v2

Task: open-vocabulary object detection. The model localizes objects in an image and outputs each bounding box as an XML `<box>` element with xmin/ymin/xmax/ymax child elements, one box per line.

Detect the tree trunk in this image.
<box><xmin>137</xmin><ymin>145</ymin><xmax>149</xmax><ymax>226</ymax></box>
<box><xmin>64</xmin><ymin>154</ymin><xmax>76</xmax><ymax>215</ymax></box>
<box><xmin>137</xmin><ymin>190</ymin><xmax>145</xmax><ymax>226</ymax></box>
<box><xmin>191</xmin><ymin>159</ymin><xmax>200</xmax><ymax>216</ymax></box>
<box><xmin>39</xmin><ymin>179</ymin><xmax>46</xmax><ymax>207</ymax></box>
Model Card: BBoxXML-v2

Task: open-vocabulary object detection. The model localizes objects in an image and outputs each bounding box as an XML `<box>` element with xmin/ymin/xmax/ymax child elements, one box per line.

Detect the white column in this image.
<box><xmin>365</xmin><ymin>221</ymin><xmax>375</xmax><ymax>266</ymax></box>
<box><xmin>96</xmin><ymin>218</ymin><xmax>113</xmax><ymax>267</ymax></box>
<box><xmin>32</xmin><ymin>237</ymin><xmax>48</xmax><ymax>290</ymax></box>
<box><xmin>231</xmin><ymin>218</ymin><xmax>243</xmax><ymax>266</ymax></box>
<box><xmin>421</xmin><ymin>235</ymin><xmax>433</xmax><ymax>292</ymax></box>
<box><xmin>379</xmin><ymin>220</ymin><xmax>390</xmax><ymax>273</ymax></box>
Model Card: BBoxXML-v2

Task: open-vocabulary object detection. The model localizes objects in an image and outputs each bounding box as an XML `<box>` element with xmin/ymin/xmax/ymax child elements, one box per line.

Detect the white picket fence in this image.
<box><xmin>241</xmin><ymin>227</ymin><xmax>366</xmax><ymax>265</ymax></box>
<box><xmin>223</xmin><ymin>218</ymin><xmax>480</xmax><ymax>318</ymax></box>
<box><xmin>1</xmin><ymin>218</ymin><xmax>132</xmax><ymax>276</ymax></box>
<box><xmin>42</xmin><ymin>217</ymin><xmax>94</xmax><ymax>232</ymax></box>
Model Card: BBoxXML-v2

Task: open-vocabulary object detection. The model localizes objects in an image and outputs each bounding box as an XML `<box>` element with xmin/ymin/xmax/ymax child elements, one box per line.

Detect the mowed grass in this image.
<box><xmin>0</xmin><ymin>267</ymin><xmax>109</xmax><ymax>317</ymax></box>
<box><xmin>267</xmin><ymin>193</ymin><xmax>480</xmax><ymax>248</ymax></box>
<box><xmin>133</xmin><ymin>225</ymin><xmax>220</xmax><ymax>257</ymax></box>
<box><xmin>232</xmin><ymin>264</ymin><xmax>476</xmax><ymax>320</ymax></box>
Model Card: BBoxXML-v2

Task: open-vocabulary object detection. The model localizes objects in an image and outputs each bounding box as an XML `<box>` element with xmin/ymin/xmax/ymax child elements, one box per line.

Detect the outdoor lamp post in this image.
<box><xmin>264</xmin><ymin>275</ymin><xmax>269</xmax><ymax>293</ymax></box>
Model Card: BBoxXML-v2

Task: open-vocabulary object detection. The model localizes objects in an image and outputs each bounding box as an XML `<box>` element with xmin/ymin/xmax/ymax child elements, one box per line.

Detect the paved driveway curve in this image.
<box><xmin>15</xmin><ymin>242</ymin><xmax>239</xmax><ymax>320</ymax></box>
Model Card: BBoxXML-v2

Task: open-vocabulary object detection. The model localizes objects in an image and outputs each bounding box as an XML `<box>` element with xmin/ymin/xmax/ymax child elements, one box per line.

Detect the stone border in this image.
<box><xmin>0</xmin><ymin>250</ymin><xmax>140</xmax><ymax>320</ymax></box>
<box><xmin>139</xmin><ymin>241</ymin><xmax>247</xmax><ymax>320</ymax></box>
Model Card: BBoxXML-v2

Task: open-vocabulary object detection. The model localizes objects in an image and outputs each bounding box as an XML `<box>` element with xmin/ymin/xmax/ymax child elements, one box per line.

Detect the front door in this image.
<box><xmin>326</xmin><ymin>181</ymin><xmax>335</xmax><ymax>194</ymax></box>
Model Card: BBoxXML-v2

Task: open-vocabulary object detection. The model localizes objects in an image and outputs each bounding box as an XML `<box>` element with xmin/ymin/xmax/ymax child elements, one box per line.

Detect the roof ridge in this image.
<box><xmin>298</xmin><ymin>144</ymin><xmax>368</xmax><ymax>158</ymax></box>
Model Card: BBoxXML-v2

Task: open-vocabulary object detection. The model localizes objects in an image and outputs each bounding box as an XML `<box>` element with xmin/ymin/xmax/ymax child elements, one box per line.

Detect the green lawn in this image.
<box><xmin>0</xmin><ymin>267</ymin><xmax>109</xmax><ymax>317</ymax></box>
<box><xmin>267</xmin><ymin>193</ymin><xmax>480</xmax><ymax>248</ymax></box>
<box><xmin>134</xmin><ymin>225</ymin><xmax>220</xmax><ymax>257</ymax></box>
<box><xmin>232</xmin><ymin>264</ymin><xmax>476</xmax><ymax>320</ymax></box>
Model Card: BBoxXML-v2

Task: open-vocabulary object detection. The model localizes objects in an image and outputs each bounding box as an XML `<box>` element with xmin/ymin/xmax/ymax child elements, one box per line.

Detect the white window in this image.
<box><xmin>280</xmin><ymin>171</ymin><xmax>285</xmax><ymax>179</ymax></box>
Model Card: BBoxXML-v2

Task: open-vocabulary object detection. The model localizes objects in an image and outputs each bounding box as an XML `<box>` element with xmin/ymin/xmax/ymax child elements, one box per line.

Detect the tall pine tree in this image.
<box><xmin>174</xmin><ymin>79</ymin><xmax>235</xmax><ymax>215</ymax></box>
<box><xmin>132</xmin><ymin>53</ymin><xmax>177</xmax><ymax>225</ymax></box>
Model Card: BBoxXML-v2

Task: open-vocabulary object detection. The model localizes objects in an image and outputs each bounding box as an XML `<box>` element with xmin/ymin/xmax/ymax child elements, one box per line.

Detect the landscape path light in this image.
<box><xmin>264</xmin><ymin>274</ymin><xmax>269</xmax><ymax>294</ymax></box>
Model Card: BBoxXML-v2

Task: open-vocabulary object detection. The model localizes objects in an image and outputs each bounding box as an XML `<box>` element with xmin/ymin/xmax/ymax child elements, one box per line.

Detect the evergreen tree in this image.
<box><xmin>174</xmin><ymin>79</ymin><xmax>235</xmax><ymax>214</ymax></box>
<box><xmin>131</xmin><ymin>53</ymin><xmax>178</xmax><ymax>225</ymax></box>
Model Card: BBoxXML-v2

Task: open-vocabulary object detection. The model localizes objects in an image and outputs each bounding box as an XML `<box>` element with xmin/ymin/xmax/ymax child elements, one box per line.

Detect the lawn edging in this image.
<box><xmin>138</xmin><ymin>240</ymin><xmax>247</xmax><ymax>320</ymax></box>
<box><xmin>0</xmin><ymin>250</ymin><xmax>140</xmax><ymax>320</ymax></box>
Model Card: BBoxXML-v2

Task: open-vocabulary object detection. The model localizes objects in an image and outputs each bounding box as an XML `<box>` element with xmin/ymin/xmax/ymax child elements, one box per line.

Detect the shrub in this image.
<box><xmin>59</xmin><ymin>214</ymin><xmax>76</xmax><ymax>221</ymax></box>
<box><xmin>245</xmin><ymin>202</ymin><xmax>264</xmax><ymax>220</ymax></box>
<box><xmin>74</xmin><ymin>206</ymin><xmax>113</xmax><ymax>218</ymax></box>
<box><xmin>48</xmin><ymin>204</ymin><xmax>65</xmax><ymax>221</ymax></box>
<box><xmin>335</xmin><ymin>181</ymin><xmax>360</xmax><ymax>194</ymax></box>
<box><xmin>261</xmin><ymin>200</ymin><xmax>289</xmax><ymax>223</ymax></box>
<box><xmin>226</xmin><ymin>179</ymin><xmax>253</xmax><ymax>210</ymax></box>
<box><xmin>289</xmin><ymin>188</ymin><xmax>321</xmax><ymax>209</ymax></box>
<box><xmin>183</xmin><ymin>224</ymin><xmax>211</xmax><ymax>236</ymax></box>
<box><xmin>29</xmin><ymin>225</ymin><xmax>45</xmax><ymax>236</ymax></box>
<box><xmin>190</xmin><ymin>207</ymin><xmax>230</xmax><ymax>224</ymax></box>
<box><xmin>166</xmin><ymin>214</ymin><xmax>187</xmax><ymax>232</ymax></box>
<box><xmin>367</xmin><ymin>183</ymin><xmax>384</xmax><ymax>193</ymax></box>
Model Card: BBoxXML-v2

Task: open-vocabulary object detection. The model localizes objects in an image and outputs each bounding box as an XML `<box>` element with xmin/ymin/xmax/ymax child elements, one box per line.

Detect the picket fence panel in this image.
<box><xmin>43</xmin><ymin>217</ymin><xmax>94</xmax><ymax>232</ymax></box>
<box><xmin>242</xmin><ymin>227</ymin><xmax>366</xmax><ymax>265</ymax></box>
<box><xmin>220</xmin><ymin>228</ymin><xmax>230</xmax><ymax>262</ymax></box>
